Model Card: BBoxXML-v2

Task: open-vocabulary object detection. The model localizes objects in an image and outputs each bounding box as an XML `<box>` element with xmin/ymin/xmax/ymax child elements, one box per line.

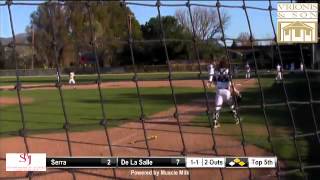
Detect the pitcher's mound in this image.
<box><xmin>0</xmin><ymin>97</ymin><xmax>33</xmax><ymax>106</ymax></box>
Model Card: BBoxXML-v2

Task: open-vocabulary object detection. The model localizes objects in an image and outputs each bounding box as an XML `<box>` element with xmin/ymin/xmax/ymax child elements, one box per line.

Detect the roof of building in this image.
<box><xmin>283</xmin><ymin>22</ymin><xmax>313</xmax><ymax>30</ymax></box>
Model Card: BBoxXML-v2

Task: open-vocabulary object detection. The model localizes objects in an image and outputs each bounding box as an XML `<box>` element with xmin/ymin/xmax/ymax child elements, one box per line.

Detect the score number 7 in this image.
<box><xmin>176</xmin><ymin>158</ymin><xmax>180</xmax><ymax>165</ymax></box>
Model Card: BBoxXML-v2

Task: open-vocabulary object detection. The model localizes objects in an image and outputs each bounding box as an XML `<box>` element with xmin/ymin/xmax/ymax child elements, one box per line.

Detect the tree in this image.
<box><xmin>175</xmin><ymin>7</ymin><xmax>230</xmax><ymax>40</ymax></box>
<box><xmin>0</xmin><ymin>41</ymin><xmax>5</xmax><ymax>68</ymax></box>
<box><xmin>231</xmin><ymin>40</ymin><xmax>238</xmax><ymax>48</ymax></box>
<box><xmin>27</xmin><ymin>3</ymin><xmax>71</xmax><ymax>68</ymax></box>
<box><xmin>27</xmin><ymin>1</ymin><xmax>142</xmax><ymax>67</ymax></box>
<box><xmin>141</xmin><ymin>16</ymin><xmax>189</xmax><ymax>39</ymax></box>
<box><xmin>81</xmin><ymin>1</ymin><xmax>142</xmax><ymax>66</ymax></box>
<box><xmin>236</xmin><ymin>32</ymin><xmax>258</xmax><ymax>46</ymax></box>
<box><xmin>139</xmin><ymin>16</ymin><xmax>192</xmax><ymax>64</ymax></box>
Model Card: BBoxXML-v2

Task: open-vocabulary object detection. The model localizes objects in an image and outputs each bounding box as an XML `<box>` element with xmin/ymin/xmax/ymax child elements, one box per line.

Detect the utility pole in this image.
<box><xmin>128</xmin><ymin>13</ymin><xmax>133</xmax><ymax>35</ymax></box>
<box><xmin>271</xmin><ymin>44</ymin><xmax>274</xmax><ymax>68</ymax></box>
<box><xmin>312</xmin><ymin>44</ymin><xmax>315</xmax><ymax>69</ymax></box>
<box><xmin>31</xmin><ymin>24</ymin><xmax>35</xmax><ymax>69</ymax></box>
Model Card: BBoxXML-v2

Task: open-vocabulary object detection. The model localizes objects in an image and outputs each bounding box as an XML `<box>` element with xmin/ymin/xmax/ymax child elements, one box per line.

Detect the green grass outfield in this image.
<box><xmin>0</xmin><ymin>87</ymin><xmax>205</xmax><ymax>134</ymax></box>
<box><xmin>0</xmin><ymin>72</ymin><xmax>204</xmax><ymax>86</ymax></box>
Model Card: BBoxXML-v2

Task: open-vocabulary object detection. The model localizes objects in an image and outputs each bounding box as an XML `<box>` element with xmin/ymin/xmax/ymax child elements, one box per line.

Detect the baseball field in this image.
<box><xmin>1</xmin><ymin>71</ymin><xmax>319</xmax><ymax>179</ymax></box>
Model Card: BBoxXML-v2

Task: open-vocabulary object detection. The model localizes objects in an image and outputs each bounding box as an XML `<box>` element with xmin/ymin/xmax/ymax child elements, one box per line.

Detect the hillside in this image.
<box><xmin>0</xmin><ymin>33</ymin><xmax>29</xmax><ymax>45</ymax></box>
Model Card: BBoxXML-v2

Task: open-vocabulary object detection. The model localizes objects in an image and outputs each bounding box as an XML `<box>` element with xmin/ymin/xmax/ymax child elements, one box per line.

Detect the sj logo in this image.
<box><xmin>19</xmin><ymin>153</ymin><xmax>32</xmax><ymax>165</ymax></box>
<box><xmin>6</xmin><ymin>153</ymin><xmax>46</xmax><ymax>171</ymax></box>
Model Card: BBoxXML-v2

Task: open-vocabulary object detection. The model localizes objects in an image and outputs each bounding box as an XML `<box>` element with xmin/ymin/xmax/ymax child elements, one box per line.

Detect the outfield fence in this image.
<box><xmin>0</xmin><ymin>64</ymin><xmax>210</xmax><ymax>76</ymax></box>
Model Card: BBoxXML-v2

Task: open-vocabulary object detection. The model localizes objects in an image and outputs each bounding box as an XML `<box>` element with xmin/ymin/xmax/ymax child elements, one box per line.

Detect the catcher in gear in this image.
<box><xmin>212</xmin><ymin>59</ymin><xmax>241</xmax><ymax>128</ymax></box>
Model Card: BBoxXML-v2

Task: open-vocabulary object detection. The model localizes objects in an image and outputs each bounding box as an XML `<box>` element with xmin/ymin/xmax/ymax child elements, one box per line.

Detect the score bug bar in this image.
<box><xmin>6</xmin><ymin>153</ymin><xmax>277</xmax><ymax>171</ymax></box>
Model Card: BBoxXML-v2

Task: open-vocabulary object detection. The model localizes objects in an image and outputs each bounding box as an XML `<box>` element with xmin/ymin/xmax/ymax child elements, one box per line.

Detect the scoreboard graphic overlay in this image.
<box><xmin>6</xmin><ymin>153</ymin><xmax>277</xmax><ymax>171</ymax></box>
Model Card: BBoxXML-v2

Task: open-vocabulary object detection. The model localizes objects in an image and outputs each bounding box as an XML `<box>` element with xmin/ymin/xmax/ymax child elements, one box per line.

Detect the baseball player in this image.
<box><xmin>212</xmin><ymin>59</ymin><xmax>241</xmax><ymax>128</ymax></box>
<box><xmin>234</xmin><ymin>65</ymin><xmax>239</xmax><ymax>78</ymax></box>
<box><xmin>290</xmin><ymin>62</ymin><xmax>295</xmax><ymax>73</ymax></box>
<box><xmin>275</xmin><ymin>64</ymin><xmax>282</xmax><ymax>81</ymax></box>
<box><xmin>300</xmin><ymin>62</ymin><xmax>304</xmax><ymax>71</ymax></box>
<box><xmin>69</xmin><ymin>71</ymin><xmax>76</xmax><ymax>88</ymax></box>
<box><xmin>245</xmin><ymin>62</ymin><xmax>251</xmax><ymax>79</ymax></box>
<box><xmin>207</xmin><ymin>62</ymin><xmax>215</xmax><ymax>88</ymax></box>
<box><xmin>56</xmin><ymin>71</ymin><xmax>60</xmax><ymax>83</ymax></box>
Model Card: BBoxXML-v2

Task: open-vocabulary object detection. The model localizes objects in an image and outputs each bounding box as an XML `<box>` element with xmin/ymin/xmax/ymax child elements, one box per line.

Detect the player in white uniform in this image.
<box><xmin>56</xmin><ymin>71</ymin><xmax>60</xmax><ymax>83</ymax></box>
<box><xmin>300</xmin><ymin>62</ymin><xmax>304</xmax><ymax>71</ymax></box>
<box><xmin>212</xmin><ymin>60</ymin><xmax>241</xmax><ymax>128</ymax></box>
<box><xmin>245</xmin><ymin>62</ymin><xmax>251</xmax><ymax>79</ymax></box>
<box><xmin>207</xmin><ymin>62</ymin><xmax>215</xmax><ymax>88</ymax></box>
<box><xmin>69</xmin><ymin>72</ymin><xmax>76</xmax><ymax>88</ymax></box>
<box><xmin>275</xmin><ymin>64</ymin><xmax>282</xmax><ymax>81</ymax></box>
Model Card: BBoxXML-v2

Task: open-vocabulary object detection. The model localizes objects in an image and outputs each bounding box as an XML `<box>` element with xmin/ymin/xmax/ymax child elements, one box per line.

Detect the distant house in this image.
<box><xmin>281</xmin><ymin>22</ymin><xmax>314</xmax><ymax>42</ymax></box>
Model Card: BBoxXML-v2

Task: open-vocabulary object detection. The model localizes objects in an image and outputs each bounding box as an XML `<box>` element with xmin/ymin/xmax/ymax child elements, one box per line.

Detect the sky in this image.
<box><xmin>0</xmin><ymin>0</ymin><xmax>278</xmax><ymax>39</ymax></box>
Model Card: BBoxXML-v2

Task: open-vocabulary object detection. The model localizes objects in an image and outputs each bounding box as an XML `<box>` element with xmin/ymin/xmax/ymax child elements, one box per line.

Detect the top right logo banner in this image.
<box><xmin>277</xmin><ymin>3</ymin><xmax>318</xmax><ymax>43</ymax></box>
